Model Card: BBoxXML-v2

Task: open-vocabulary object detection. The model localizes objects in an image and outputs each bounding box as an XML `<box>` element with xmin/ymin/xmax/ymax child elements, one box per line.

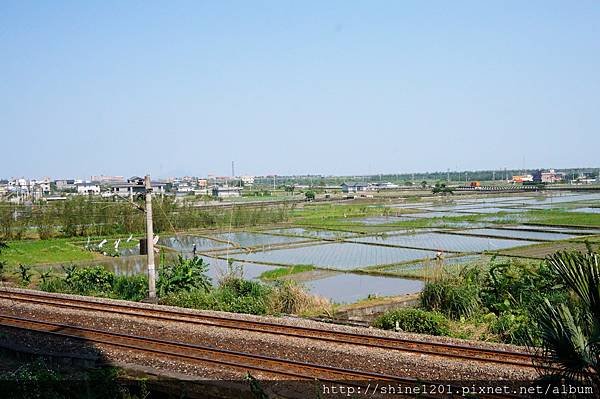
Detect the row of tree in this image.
<box><xmin>0</xmin><ymin>197</ymin><xmax>294</xmax><ymax>239</ymax></box>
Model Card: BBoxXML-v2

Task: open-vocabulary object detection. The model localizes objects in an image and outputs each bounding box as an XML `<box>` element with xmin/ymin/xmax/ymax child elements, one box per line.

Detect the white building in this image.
<box><xmin>241</xmin><ymin>176</ymin><xmax>255</xmax><ymax>186</ymax></box>
<box><xmin>341</xmin><ymin>182</ymin><xmax>370</xmax><ymax>193</ymax></box>
<box><xmin>76</xmin><ymin>182</ymin><xmax>101</xmax><ymax>195</ymax></box>
<box><xmin>212</xmin><ymin>186</ymin><xmax>242</xmax><ymax>198</ymax></box>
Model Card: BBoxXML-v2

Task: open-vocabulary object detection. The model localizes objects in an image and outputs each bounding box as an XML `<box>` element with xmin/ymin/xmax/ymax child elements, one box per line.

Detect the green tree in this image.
<box><xmin>432</xmin><ymin>182</ymin><xmax>453</xmax><ymax>195</ymax></box>
<box><xmin>0</xmin><ymin>241</ymin><xmax>7</xmax><ymax>276</ymax></box>
<box><xmin>157</xmin><ymin>256</ymin><xmax>212</xmax><ymax>296</ymax></box>
<box><xmin>535</xmin><ymin>251</ymin><xmax>600</xmax><ymax>387</ymax></box>
<box><xmin>304</xmin><ymin>191</ymin><xmax>315</xmax><ymax>201</ymax></box>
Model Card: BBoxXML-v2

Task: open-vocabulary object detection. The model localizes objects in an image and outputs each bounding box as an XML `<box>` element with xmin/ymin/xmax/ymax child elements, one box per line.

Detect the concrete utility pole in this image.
<box><xmin>145</xmin><ymin>175</ymin><xmax>156</xmax><ymax>299</ymax></box>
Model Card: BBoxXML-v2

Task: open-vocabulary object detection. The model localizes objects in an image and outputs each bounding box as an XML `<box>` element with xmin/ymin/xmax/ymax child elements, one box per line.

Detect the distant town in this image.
<box><xmin>1</xmin><ymin>167</ymin><xmax>598</xmax><ymax>203</ymax></box>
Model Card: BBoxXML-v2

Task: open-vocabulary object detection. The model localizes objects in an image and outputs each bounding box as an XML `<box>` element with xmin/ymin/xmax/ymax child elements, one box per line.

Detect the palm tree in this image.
<box><xmin>536</xmin><ymin>251</ymin><xmax>599</xmax><ymax>387</ymax></box>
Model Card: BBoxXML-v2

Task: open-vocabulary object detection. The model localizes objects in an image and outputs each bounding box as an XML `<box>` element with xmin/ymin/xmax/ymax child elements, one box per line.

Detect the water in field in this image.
<box><xmin>211</xmin><ymin>232</ymin><xmax>309</xmax><ymax>248</ymax></box>
<box><xmin>158</xmin><ymin>235</ymin><xmax>231</xmax><ymax>253</ymax></box>
<box><xmin>458</xmin><ymin>228</ymin><xmax>576</xmax><ymax>241</ymax></box>
<box><xmin>456</xmin><ymin>207</ymin><xmax>522</xmax><ymax>214</ymax></box>
<box><xmin>511</xmin><ymin>193</ymin><xmax>600</xmax><ymax>206</ymax></box>
<box><xmin>381</xmin><ymin>254</ymin><xmax>484</xmax><ymax>273</ymax></box>
<box><xmin>504</xmin><ymin>225</ymin><xmax>600</xmax><ymax>235</ymax></box>
<box><xmin>303</xmin><ymin>273</ymin><xmax>424</xmax><ymax>304</ymax></box>
<box><xmin>233</xmin><ymin>242</ymin><xmax>436</xmax><ymax>270</ymax></box>
<box><xmin>568</xmin><ymin>207</ymin><xmax>600</xmax><ymax>214</ymax></box>
<box><xmin>351</xmin><ymin>232</ymin><xmax>538</xmax><ymax>252</ymax></box>
<box><xmin>402</xmin><ymin>211</ymin><xmax>469</xmax><ymax>218</ymax></box>
<box><xmin>481</xmin><ymin>213</ymin><xmax>529</xmax><ymax>223</ymax></box>
<box><xmin>38</xmin><ymin>254</ymin><xmax>278</xmax><ymax>281</ymax></box>
<box><xmin>263</xmin><ymin>227</ymin><xmax>355</xmax><ymax>239</ymax></box>
<box><xmin>351</xmin><ymin>216</ymin><xmax>414</xmax><ymax>225</ymax></box>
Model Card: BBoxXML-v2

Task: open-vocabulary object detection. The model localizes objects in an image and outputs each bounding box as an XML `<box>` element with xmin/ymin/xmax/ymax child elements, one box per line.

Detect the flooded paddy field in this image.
<box><xmin>262</xmin><ymin>227</ymin><xmax>356</xmax><ymax>239</ymax></box>
<box><xmin>568</xmin><ymin>207</ymin><xmax>600</xmax><ymax>214</ymax></box>
<box><xmin>28</xmin><ymin>190</ymin><xmax>600</xmax><ymax>305</ymax></box>
<box><xmin>211</xmin><ymin>231</ymin><xmax>310</xmax><ymax>248</ymax></box>
<box><xmin>303</xmin><ymin>273</ymin><xmax>424</xmax><ymax>304</ymax></box>
<box><xmin>350</xmin><ymin>232</ymin><xmax>539</xmax><ymax>252</ymax></box>
<box><xmin>457</xmin><ymin>227</ymin><xmax>577</xmax><ymax>241</ymax></box>
<box><xmin>229</xmin><ymin>242</ymin><xmax>436</xmax><ymax>270</ymax></box>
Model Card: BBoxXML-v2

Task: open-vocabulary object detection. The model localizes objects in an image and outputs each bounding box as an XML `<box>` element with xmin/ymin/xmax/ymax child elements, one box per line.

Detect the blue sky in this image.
<box><xmin>1</xmin><ymin>1</ymin><xmax>598</xmax><ymax>179</ymax></box>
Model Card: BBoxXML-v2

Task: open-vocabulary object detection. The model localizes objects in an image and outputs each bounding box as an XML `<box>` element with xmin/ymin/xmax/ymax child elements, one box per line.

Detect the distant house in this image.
<box><xmin>108</xmin><ymin>176</ymin><xmax>166</xmax><ymax>198</ymax></box>
<box><xmin>341</xmin><ymin>182</ymin><xmax>369</xmax><ymax>193</ymax></box>
<box><xmin>0</xmin><ymin>180</ymin><xmax>8</xmax><ymax>196</ymax></box>
<box><xmin>76</xmin><ymin>182</ymin><xmax>101</xmax><ymax>195</ymax></box>
<box><xmin>212</xmin><ymin>186</ymin><xmax>242</xmax><ymax>198</ymax></box>
<box><xmin>55</xmin><ymin>179</ymin><xmax>76</xmax><ymax>191</ymax></box>
<box><xmin>241</xmin><ymin>176</ymin><xmax>255</xmax><ymax>186</ymax></box>
<box><xmin>371</xmin><ymin>182</ymin><xmax>399</xmax><ymax>189</ymax></box>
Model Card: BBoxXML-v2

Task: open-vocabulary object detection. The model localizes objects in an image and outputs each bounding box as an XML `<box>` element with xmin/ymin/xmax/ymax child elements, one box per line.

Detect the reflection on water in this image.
<box><xmin>383</xmin><ymin>255</ymin><xmax>484</xmax><ymax>273</ymax></box>
<box><xmin>236</xmin><ymin>242</ymin><xmax>436</xmax><ymax>270</ymax></box>
<box><xmin>264</xmin><ymin>228</ymin><xmax>356</xmax><ymax>239</ymax></box>
<box><xmin>568</xmin><ymin>207</ymin><xmax>600</xmax><ymax>214</ymax></box>
<box><xmin>460</xmin><ymin>228</ymin><xmax>575</xmax><ymax>241</ymax></box>
<box><xmin>351</xmin><ymin>232</ymin><xmax>539</xmax><ymax>252</ymax></box>
<box><xmin>304</xmin><ymin>273</ymin><xmax>424</xmax><ymax>304</ymax></box>
<box><xmin>37</xmin><ymin>254</ymin><xmax>276</xmax><ymax>281</ymax></box>
<box><xmin>36</xmin><ymin>254</ymin><xmax>426</xmax><ymax>303</ymax></box>
<box><xmin>158</xmin><ymin>235</ymin><xmax>231</xmax><ymax>252</ymax></box>
<box><xmin>212</xmin><ymin>232</ymin><xmax>308</xmax><ymax>247</ymax></box>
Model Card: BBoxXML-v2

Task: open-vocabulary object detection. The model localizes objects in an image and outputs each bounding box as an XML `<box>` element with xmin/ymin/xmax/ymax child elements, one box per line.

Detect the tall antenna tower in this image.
<box><xmin>231</xmin><ymin>161</ymin><xmax>235</xmax><ymax>178</ymax></box>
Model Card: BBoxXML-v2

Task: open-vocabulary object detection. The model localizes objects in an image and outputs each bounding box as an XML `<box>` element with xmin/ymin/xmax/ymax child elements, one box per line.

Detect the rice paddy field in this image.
<box><xmin>15</xmin><ymin>190</ymin><xmax>600</xmax><ymax>304</ymax></box>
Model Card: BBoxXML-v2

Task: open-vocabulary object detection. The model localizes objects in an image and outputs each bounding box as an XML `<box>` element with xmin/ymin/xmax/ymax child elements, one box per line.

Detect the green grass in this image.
<box><xmin>293</xmin><ymin>203</ymin><xmax>493</xmax><ymax>233</ymax></box>
<box><xmin>259</xmin><ymin>264</ymin><xmax>315</xmax><ymax>280</ymax></box>
<box><xmin>527</xmin><ymin>209</ymin><xmax>600</xmax><ymax>227</ymax></box>
<box><xmin>0</xmin><ymin>239</ymin><xmax>99</xmax><ymax>267</ymax></box>
<box><xmin>70</xmin><ymin>236</ymin><xmax>141</xmax><ymax>250</ymax></box>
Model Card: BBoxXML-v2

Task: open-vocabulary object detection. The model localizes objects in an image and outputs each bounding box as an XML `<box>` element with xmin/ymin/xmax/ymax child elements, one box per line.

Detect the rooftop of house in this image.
<box><xmin>341</xmin><ymin>182</ymin><xmax>369</xmax><ymax>187</ymax></box>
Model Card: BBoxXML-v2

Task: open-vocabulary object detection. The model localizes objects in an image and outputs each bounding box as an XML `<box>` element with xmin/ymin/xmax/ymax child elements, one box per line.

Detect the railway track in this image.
<box><xmin>0</xmin><ymin>313</ymin><xmax>408</xmax><ymax>382</ymax></box>
<box><xmin>0</xmin><ymin>313</ymin><xmax>522</xmax><ymax>399</ymax></box>
<box><xmin>0</xmin><ymin>289</ymin><xmax>547</xmax><ymax>371</ymax></box>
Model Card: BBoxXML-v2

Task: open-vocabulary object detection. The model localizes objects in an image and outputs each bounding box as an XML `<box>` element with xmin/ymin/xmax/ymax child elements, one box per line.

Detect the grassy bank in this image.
<box><xmin>372</xmin><ymin>255</ymin><xmax>571</xmax><ymax>345</ymax></box>
<box><xmin>527</xmin><ymin>209</ymin><xmax>600</xmax><ymax>227</ymax></box>
<box><xmin>1</xmin><ymin>239</ymin><xmax>99</xmax><ymax>267</ymax></box>
<box><xmin>258</xmin><ymin>265</ymin><xmax>315</xmax><ymax>280</ymax></box>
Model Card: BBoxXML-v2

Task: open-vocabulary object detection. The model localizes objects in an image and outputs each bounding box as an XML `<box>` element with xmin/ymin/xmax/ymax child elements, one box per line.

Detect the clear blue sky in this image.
<box><xmin>1</xmin><ymin>1</ymin><xmax>598</xmax><ymax>179</ymax></box>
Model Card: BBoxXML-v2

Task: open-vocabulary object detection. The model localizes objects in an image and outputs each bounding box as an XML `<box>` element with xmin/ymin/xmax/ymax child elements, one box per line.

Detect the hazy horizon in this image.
<box><xmin>2</xmin><ymin>1</ymin><xmax>599</xmax><ymax>178</ymax></box>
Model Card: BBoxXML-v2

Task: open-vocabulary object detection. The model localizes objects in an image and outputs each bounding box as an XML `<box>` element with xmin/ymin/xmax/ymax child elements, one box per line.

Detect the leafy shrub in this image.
<box><xmin>480</xmin><ymin>259</ymin><xmax>564</xmax><ymax>314</ymax></box>
<box><xmin>217</xmin><ymin>278</ymin><xmax>272</xmax><ymax>314</ymax></box>
<box><xmin>373</xmin><ymin>308</ymin><xmax>450</xmax><ymax>336</ymax></box>
<box><xmin>489</xmin><ymin>310</ymin><xmax>532</xmax><ymax>346</ymax></box>
<box><xmin>112</xmin><ymin>274</ymin><xmax>148</xmax><ymax>301</ymax></box>
<box><xmin>161</xmin><ymin>277</ymin><xmax>275</xmax><ymax>315</ymax></box>
<box><xmin>161</xmin><ymin>282</ymin><xmax>271</xmax><ymax>315</ymax></box>
<box><xmin>40</xmin><ymin>267</ymin><xmax>148</xmax><ymax>301</ymax></box>
<box><xmin>420</xmin><ymin>280</ymin><xmax>480</xmax><ymax>319</ymax></box>
<box><xmin>68</xmin><ymin>266</ymin><xmax>114</xmax><ymax>296</ymax></box>
<box><xmin>14</xmin><ymin>264</ymin><xmax>33</xmax><ymax>287</ymax></box>
<box><xmin>157</xmin><ymin>256</ymin><xmax>211</xmax><ymax>296</ymax></box>
<box><xmin>0</xmin><ymin>241</ymin><xmax>8</xmax><ymax>277</ymax></box>
<box><xmin>39</xmin><ymin>277</ymin><xmax>71</xmax><ymax>294</ymax></box>
<box><xmin>160</xmin><ymin>289</ymin><xmax>220</xmax><ymax>310</ymax></box>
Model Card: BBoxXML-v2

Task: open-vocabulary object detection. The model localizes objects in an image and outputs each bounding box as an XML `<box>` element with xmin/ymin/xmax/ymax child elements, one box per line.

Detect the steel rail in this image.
<box><xmin>0</xmin><ymin>313</ymin><xmax>519</xmax><ymax>399</ymax></box>
<box><xmin>0</xmin><ymin>289</ymin><xmax>546</xmax><ymax>370</ymax></box>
